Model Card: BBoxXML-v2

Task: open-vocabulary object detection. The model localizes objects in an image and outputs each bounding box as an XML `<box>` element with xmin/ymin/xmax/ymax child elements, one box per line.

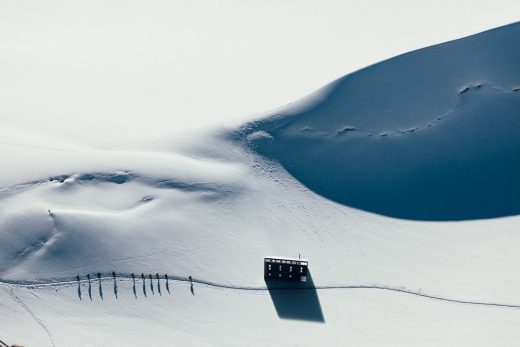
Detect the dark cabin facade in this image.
<box><xmin>264</xmin><ymin>257</ymin><xmax>308</xmax><ymax>282</ymax></box>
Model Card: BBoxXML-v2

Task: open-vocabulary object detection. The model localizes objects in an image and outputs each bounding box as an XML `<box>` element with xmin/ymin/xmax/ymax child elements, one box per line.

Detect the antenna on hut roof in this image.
<box><xmin>299</xmin><ymin>253</ymin><xmax>301</xmax><ymax>259</ymax></box>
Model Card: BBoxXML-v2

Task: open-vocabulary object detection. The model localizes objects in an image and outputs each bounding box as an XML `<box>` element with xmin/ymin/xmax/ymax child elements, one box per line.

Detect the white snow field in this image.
<box><xmin>1</xmin><ymin>22</ymin><xmax>520</xmax><ymax>346</ymax></box>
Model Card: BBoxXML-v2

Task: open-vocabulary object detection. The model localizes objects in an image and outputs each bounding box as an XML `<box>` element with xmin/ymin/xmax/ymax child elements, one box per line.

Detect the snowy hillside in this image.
<box><xmin>239</xmin><ymin>22</ymin><xmax>520</xmax><ymax>220</ymax></box>
<box><xmin>1</xmin><ymin>23</ymin><xmax>520</xmax><ymax>347</ymax></box>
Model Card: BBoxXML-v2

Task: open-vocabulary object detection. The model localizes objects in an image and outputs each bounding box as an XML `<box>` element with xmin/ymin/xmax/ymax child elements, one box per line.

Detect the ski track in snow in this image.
<box><xmin>1</xmin><ymin>274</ymin><xmax>519</xmax><ymax>310</ymax></box>
<box><xmin>5</xmin><ymin>286</ymin><xmax>56</xmax><ymax>347</ymax></box>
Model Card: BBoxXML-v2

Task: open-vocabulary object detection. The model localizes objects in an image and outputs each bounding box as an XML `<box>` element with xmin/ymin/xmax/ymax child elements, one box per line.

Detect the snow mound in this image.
<box><xmin>238</xmin><ymin>22</ymin><xmax>520</xmax><ymax>220</ymax></box>
<box><xmin>0</xmin><ymin>140</ymin><xmax>249</xmax><ymax>280</ymax></box>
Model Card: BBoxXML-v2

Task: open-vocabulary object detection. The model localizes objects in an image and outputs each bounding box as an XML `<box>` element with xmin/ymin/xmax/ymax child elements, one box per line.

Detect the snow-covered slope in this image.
<box><xmin>239</xmin><ymin>22</ymin><xmax>520</xmax><ymax>220</ymax></box>
<box><xmin>1</xmin><ymin>23</ymin><xmax>519</xmax><ymax>347</ymax></box>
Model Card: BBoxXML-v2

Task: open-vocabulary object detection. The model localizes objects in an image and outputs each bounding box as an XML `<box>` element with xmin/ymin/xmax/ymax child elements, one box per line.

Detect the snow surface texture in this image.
<box><xmin>239</xmin><ymin>22</ymin><xmax>520</xmax><ymax>220</ymax></box>
<box><xmin>1</xmin><ymin>24</ymin><xmax>520</xmax><ymax>346</ymax></box>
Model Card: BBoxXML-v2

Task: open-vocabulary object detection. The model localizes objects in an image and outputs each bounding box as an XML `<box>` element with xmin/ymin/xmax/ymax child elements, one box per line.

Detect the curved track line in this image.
<box><xmin>5</xmin><ymin>287</ymin><xmax>56</xmax><ymax>347</ymax></box>
<box><xmin>1</xmin><ymin>274</ymin><xmax>519</xmax><ymax>310</ymax></box>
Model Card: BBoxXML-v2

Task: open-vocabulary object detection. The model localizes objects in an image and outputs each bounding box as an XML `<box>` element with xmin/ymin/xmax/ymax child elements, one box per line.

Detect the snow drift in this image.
<box><xmin>238</xmin><ymin>22</ymin><xmax>520</xmax><ymax>220</ymax></box>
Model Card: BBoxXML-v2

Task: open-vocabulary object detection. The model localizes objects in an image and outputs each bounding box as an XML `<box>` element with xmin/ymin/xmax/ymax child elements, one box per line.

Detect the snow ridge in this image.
<box><xmin>238</xmin><ymin>23</ymin><xmax>520</xmax><ymax>220</ymax></box>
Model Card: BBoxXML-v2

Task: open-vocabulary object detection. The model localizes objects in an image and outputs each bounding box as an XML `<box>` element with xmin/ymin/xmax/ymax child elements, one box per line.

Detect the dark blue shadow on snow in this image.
<box><xmin>238</xmin><ymin>25</ymin><xmax>520</xmax><ymax>222</ymax></box>
<box><xmin>243</xmin><ymin>87</ymin><xmax>520</xmax><ymax>221</ymax></box>
<box><xmin>265</xmin><ymin>270</ymin><xmax>324</xmax><ymax>322</ymax></box>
